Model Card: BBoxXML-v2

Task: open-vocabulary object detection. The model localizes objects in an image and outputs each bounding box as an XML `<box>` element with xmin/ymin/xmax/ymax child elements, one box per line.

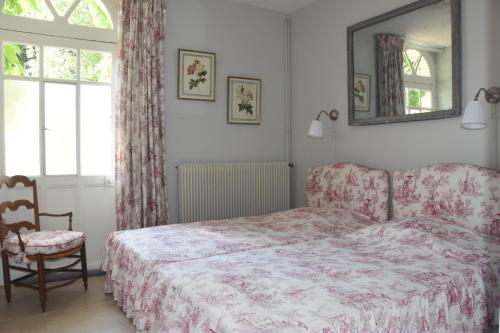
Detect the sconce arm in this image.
<box><xmin>474</xmin><ymin>87</ymin><xmax>500</xmax><ymax>104</ymax></box>
<box><xmin>315</xmin><ymin>109</ymin><xmax>340</xmax><ymax>121</ymax></box>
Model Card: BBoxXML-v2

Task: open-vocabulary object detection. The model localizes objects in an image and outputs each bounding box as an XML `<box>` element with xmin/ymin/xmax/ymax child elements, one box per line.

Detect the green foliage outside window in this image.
<box><xmin>407</xmin><ymin>88</ymin><xmax>420</xmax><ymax>108</ymax></box>
<box><xmin>3</xmin><ymin>44</ymin><xmax>111</xmax><ymax>82</ymax></box>
<box><xmin>81</xmin><ymin>50</ymin><xmax>112</xmax><ymax>82</ymax></box>
<box><xmin>69</xmin><ymin>0</ymin><xmax>113</xmax><ymax>29</ymax></box>
<box><xmin>2</xmin><ymin>0</ymin><xmax>53</xmax><ymax>20</ymax></box>
<box><xmin>3</xmin><ymin>42</ymin><xmax>39</xmax><ymax>77</ymax></box>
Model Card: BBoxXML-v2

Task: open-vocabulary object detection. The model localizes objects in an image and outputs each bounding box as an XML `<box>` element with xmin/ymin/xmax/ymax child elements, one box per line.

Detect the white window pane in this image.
<box><xmin>80</xmin><ymin>49</ymin><xmax>112</xmax><ymax>82</ymax></box>
<box><xmin>68</xmin><ymin>0</ymin><xmax>113</xmax><ymax>29</ymax></box>
<box><xmin>416</xmin><ymin>56</ymin><xmax>431</xmax><ymax>77</ymax></box>
<box><xmin>44</xmin><ymin>83</ymin><xmax>77</xmax><ymax>175</ymax></box>
<box><xmin>43</xmin><ymin>46</ymin><xmax>77</xmax><ymax>80</ymax></box>
<box><xmin>4</xmin><ymin>80</ymin><xmax>40</xmax><ymax>176</ymax></box>
<box><xmin>420</xmin><ymin>90</ymin><xmax>432</xmax><ymax>109</ymax></box>
<box><xmin>81</xmin><ymin>85</ymin><xmax>112</xmax><ymax>175</ymax></box>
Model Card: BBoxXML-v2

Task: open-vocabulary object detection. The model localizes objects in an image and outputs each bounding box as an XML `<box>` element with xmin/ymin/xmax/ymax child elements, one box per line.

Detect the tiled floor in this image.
<box><xmin>0</xmin><ymin>276</ymin><xmax>135</xmax><ymax>333</ymax></box>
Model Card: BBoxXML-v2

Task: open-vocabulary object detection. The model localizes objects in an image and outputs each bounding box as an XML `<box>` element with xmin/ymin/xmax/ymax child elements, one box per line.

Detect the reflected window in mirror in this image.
<box><xmin>347</xmin><ymin>0</ymin><xmax>461</xmax><ymax>126</ymax></box>
<box><xmin>403</xmin><ymin>48</ymin><xmax>435</xmax><ymax>114</ymax></box>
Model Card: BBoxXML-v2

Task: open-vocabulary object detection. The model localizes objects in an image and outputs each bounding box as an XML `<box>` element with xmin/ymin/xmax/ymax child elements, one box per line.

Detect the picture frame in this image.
<box><xmin>353</xmin><ymin>73</ymin><xmax>371</xmax><ymax>112</ymax></box>
<box><xmin>178</xmin><ymin>49</ymin><xmax>216</xmax><ymax>101</ymax></box>
<box><xmin>227</xmin><ymin>76</ymin><xmax>261</xmax><ymax>125</ymax></box>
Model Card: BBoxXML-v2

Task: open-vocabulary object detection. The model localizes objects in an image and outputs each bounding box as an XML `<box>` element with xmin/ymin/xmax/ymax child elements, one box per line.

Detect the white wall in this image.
<box><xmin>290</xmin><ymin>0</ymin><xmax>499</xmax><ymax>208</ymax></box>
<box><xmin>165</xmin><ymin>0</ymin><xmax>287</xmax><ymax>223</ymax></box>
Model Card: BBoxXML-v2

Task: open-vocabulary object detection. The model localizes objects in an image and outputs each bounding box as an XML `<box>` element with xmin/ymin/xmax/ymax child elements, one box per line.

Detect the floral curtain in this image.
<box><xmin>115</xmin><ymin>0</ymin><xmax>169</xmax><ymax>230</ymax></box>
<box><xmin>377</xmin><ymin>34</ymin><xmax>405</xmax><ymax>117</ymax></box>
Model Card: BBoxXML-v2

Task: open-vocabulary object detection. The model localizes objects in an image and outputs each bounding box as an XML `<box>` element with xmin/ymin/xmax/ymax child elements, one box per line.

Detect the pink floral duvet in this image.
<box><xmin>102</xmin><ymin>207</ymin><xmax>380</xmax><ymax>322</ymax></box>
<box><xmin>137</xmin><ymin>217</ymin><xmax>500</xmax><ymax>333</ymax></box>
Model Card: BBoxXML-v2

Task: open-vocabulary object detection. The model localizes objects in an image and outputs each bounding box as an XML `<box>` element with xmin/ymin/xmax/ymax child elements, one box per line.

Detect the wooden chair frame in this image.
<box><xmin>0</xmin><ymin>176</ymin><xmax>88</xmax><ymax>312</ymax></box>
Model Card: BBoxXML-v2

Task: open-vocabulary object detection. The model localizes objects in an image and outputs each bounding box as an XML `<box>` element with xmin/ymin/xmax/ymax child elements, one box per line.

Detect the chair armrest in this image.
<box><xmin>39</xmin><ymin>212</ymin><xmax>73</xmax><ymax>231</ymax></box>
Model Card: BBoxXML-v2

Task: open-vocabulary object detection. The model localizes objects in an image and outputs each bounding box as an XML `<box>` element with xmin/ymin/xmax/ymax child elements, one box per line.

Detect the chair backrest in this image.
<box><xmin>0</xmin><ymin>176</ymin><xmax>40</xmax><ymax>244</ymax></box>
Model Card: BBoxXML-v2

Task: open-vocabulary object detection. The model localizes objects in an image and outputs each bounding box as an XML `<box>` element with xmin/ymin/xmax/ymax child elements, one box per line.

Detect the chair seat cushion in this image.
<box><xmin>3</xmin><ymin>230</ymin><xmax>84</xmax><ymax>256</ymax></box>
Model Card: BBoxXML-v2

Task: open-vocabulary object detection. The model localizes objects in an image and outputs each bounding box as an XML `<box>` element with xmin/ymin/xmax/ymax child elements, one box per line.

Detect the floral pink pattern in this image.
<box><xmin>306</xmin><ymin>162</ymin><xmax>390</xmax><ymax>222</ymax></box>
<box><xmin>115</xmin><ymin>0</ymin><xmax>169</xmax><ymax>230</ymax></box>
<box><xmin>102</xmin><ymin>207</ymin><xmax>379</xmax><ymax>325</ymax></box>
<box><xmin>377</xmin><ymin>34</ymin><xmax>405</xmax><ymax>117</ymax></box>
<box><xmin>2</xmin><ymin>230</ymin><xmax>84</xmax><ymax>256</ymax></box>
<box><xmin>103</xmin><ymin>163</ymin><xmax>500</xmax><ymax>332</ymax></box>
<box><xmin>138</xmin><ymin>218</ymin><xmax>500</xmax><ymax>333</ymax></box>
<box><xmin>393</xmin><ymin>163</ymin><xmax>500</xmax><ymax>240</ymax></box>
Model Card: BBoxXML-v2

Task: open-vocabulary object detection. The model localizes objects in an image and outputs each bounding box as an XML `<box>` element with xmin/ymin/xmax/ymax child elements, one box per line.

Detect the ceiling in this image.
<box><xmin>223</xmin><ymin>0</ymin><xmax>318</xmax><ymax>13</ymax></box>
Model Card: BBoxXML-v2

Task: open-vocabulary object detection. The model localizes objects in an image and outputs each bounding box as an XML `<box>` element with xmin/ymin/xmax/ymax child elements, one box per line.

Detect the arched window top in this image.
<box><xmin>403</xmin><ymin>49</ymin><xmax>431</xmax><ymax>78</ymax></box>
<box><xmin>2</xmin><ymin>0</ymin><xmax>54</xmax><ymax>21</ymax></box>
<box><xmin>2</xmin><ymin>0</ymin><xmax>113</xmax><ymax>29</ymax></box>
<box><xmin>68</xmin><ymin>0</ymin><xmax>113</xmax><ymax>29</ymax></box>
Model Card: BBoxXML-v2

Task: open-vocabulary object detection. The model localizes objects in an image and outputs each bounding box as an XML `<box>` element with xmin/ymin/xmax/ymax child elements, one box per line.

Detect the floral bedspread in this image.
<box><xmin>102</xmin><ymin>207</ymin><xmax>379</xmax><ymax>322</ymax></box>
<box><xmin>138</xmin><ymin>217</ymin><xmax>500</xmax><ymax>333</ymax></box>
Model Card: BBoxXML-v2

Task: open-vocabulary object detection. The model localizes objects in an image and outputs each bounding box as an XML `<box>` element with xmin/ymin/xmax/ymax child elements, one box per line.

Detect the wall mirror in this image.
<box><xmin>347</xmin><ymin>0</ymin><xmax>461</xmax><ymax>126</ymax></box>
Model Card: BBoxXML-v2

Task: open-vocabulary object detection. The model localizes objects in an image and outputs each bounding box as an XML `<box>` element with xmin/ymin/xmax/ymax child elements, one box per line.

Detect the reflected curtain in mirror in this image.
<box><xmin>377</xmin><ymin>34</ymin><xmax>405</xmax><ymax>117</ymax></box>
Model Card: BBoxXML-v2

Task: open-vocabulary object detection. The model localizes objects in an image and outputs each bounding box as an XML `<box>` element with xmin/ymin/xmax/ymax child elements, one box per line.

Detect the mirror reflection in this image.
<box><xmin>349</xmin><ymin>0</ymin><xmax>460</xmax><ymax>125</ymax></box>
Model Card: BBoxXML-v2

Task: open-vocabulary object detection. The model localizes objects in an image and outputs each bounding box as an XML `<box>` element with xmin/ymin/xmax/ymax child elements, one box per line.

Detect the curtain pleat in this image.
<box><xmin>115</xmin><ymin>0</ymin><xmax>169</xmax><ymax>230</ymax></box>
<box><xmin>377</xmin><ymin>34</ymin><xmax>405</xmax><ymax>117</ymax></box>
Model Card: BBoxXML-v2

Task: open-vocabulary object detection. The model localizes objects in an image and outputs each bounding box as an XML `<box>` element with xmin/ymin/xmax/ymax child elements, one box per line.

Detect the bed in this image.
<box><xmin>136</xmin><ymin>217</ymin><xmax>500</xmax><ymax>332</ymax></box>
<box><xmin>118</xmin><ymin>163</ymin><xmax>500</xmax><ymax>332</ymax></box>
<box><xmin>102</xmin><ymin>162</ymin><xmax>389</xmax><ymax>324</ymax></box>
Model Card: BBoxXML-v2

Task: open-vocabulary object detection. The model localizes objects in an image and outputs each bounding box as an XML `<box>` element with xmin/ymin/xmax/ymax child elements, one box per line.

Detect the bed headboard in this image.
<box><xmin>393</xmin><ymin>163</ymin><xmax>500</xmax><ymax>239</ymax></box>
<box><xmin>306</xmin><ymin>163</ymin><xmax>390</xmax><ymax>222</ymax></box>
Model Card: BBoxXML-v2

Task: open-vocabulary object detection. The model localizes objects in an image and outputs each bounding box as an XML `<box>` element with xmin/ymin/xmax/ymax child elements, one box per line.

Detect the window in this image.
<box><xmin>2</xmin><ymin>0</ymin><xmax>113</xmax><ymax>29</ymax></box>
<box><xmin>0</xmin><ymin>0</ymin><xmax>116</xmax><ymax>176</ymax></box>
<box><xmin>402</xmin><ymin>48</ymin><xmax>436</xmax><ymax>114</ymax></box>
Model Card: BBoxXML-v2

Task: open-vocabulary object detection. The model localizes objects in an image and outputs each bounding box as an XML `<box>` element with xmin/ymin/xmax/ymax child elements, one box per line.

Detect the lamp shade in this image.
<box><xmin>462</xmin><ymin>101</ymin><xmax>486</xmax><ymax>129</ymax></box>
<box><xmin>308</xmin><ymin>120</ymin><xmax>324</xmax><ymax>138</ymax></box>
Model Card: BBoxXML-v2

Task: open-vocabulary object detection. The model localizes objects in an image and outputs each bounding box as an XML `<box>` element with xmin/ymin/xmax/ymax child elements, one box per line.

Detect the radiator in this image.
<box><xmin>178</xmin><ymin>161</ymin><xmax>290</xmax><ymax>223</ymax></box>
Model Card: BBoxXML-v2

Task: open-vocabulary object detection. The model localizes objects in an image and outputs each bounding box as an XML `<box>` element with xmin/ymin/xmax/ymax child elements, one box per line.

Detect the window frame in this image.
<box><xmin>402</xmin><ymin>46</ymin><xmax>438</xmax><ymax>115</ymax></box>
<box><xmin>0</xmin><ymin>26</ymin><xmax>116</xmax><ymax>178</ymax></box>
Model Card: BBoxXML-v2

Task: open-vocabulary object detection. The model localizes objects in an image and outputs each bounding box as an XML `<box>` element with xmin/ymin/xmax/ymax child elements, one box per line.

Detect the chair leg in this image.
<box><xmin>36</xmin><ymin>256</ymin><xmax>46</xmax><ymax>312</ymax></box>
<box><xmin>2</xmin><ymin>251</ymin><xmax>11</xmax><ymax>303</ymax></box>
<box><xmin>80</xmin><ymin>243</ymin><xmax>88</xmax><ymax>291</ymax></box>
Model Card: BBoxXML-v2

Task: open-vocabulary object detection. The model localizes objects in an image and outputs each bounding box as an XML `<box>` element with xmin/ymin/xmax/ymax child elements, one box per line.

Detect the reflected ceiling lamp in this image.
<box><xmin>462</xmin><ymin>87</ymin><xmax>500</xmax><ymax>130</ymax></box>
<box><xmin>308</xmin><ymin>109</ymin><xmax>339</xmax><ymax>139</ymax></box>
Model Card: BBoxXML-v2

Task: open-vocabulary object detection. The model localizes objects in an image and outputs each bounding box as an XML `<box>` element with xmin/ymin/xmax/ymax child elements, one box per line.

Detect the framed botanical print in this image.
<box><xmin>353</xmin><ymin>73</ymin><xmax>371</xmax><ymax>112</ymax></box>
<box><xmin>178</xmin><ymin>49</ymin><xmax>216</xmax><ymax>101</ymax></box>
<box><xmin>227</xmin><ymin>77</ymin><xmax>261</xmax><ymax>125</ymax></box>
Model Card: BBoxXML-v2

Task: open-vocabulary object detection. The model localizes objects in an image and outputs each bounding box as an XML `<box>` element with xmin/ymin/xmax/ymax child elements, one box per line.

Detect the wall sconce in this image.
<box><xmin>462</xmin><ymin>87</ymin><xmax>500</xmax><ymax>129</ymax></box>
<box><xmin>308</xmin><ymin>109</ymin><xmax>339</xmax><ymax>139</ymax></box>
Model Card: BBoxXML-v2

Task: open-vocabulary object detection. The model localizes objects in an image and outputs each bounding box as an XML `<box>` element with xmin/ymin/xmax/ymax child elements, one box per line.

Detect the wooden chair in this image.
<box><xmin>0</xmin><ymin>175</ymin><xmax>88</xmax><ymax>312</ymax></box>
